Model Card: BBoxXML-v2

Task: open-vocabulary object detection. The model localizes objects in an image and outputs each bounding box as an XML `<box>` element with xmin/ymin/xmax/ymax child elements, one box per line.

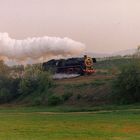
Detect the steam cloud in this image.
<box><xmin>0</xmin><ymin>33</ymin><xmax>85</xmax><ymax>62</ymax></box>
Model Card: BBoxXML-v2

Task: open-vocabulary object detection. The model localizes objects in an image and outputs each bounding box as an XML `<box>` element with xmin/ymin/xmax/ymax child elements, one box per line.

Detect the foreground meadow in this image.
<box><xmin>0</xmin><ymin>108</ymin><xmax>139</xmax><ymax>140</ymax></box>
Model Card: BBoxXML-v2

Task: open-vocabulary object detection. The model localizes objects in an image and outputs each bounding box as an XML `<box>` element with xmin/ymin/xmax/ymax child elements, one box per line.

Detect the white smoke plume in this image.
<box><xmin>0</xmin><ymin>33</ymin><xmax>85</xmax><ymax>63</ymax></box>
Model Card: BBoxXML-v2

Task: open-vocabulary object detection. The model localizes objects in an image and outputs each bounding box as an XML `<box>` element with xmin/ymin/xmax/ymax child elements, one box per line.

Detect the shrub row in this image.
<box><xmin>111</xmin><ymin>60</ymin><xmax>140</xmax><ymax>104</ymax></box>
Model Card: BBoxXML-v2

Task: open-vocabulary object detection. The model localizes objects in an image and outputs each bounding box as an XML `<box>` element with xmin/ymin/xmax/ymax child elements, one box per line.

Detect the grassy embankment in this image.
<box><xmin>10</xmin><ymin>57</ymin><xmax>140</xmax><ymax>107</ymax></box>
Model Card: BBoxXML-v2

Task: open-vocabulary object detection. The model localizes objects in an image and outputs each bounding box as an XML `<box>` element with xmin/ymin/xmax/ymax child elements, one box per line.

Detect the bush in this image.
<box><xmin>0</xmin><ymin>88</ymin><xmax>11</xmax><ymax>103</ymax></box>
<box><xmin>62</xmin><ymin>92</ymin><xmax>73</xmax><ymax>101</ymax></box>
<box><xmin>48</xmin><ymin>96</ymin><xmax>63</xmax><ymax>106</ymax></box>
<box><xmin>111</xmin><ymin>61</ymin><xmax>140</xmax><ymax>104</ymax></box>
<box><xmin>0</xmin><ymin>75</ymin><xmax>21</xmax><ymax>103</ymax></box>
<box><xmin>76</xmin><ymin>94</ymin><xmax>82</xmax><ymax>100</ymax></box>
<box><xmin>33</xmin><ymin>97</ymin><xmax>42</xmax><ymax>106</ymax></box>
<box><xmin>19</xmin><ymin>67</ymin><xmax>53</xmax><ymax>96</ymax></box>
<box><xmin>37</xmin><ymin>72</ymin><xmax>53</xmax><ymax>93</ymax></box>
<box><xmin>19</xmin><ymin>78</ymin><xmax>37</xmax><ymax>95</ymax></box>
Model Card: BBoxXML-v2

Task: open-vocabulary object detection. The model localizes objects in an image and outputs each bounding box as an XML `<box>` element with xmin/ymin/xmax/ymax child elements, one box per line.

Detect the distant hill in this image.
<box><xmin>84</xmin><ymin>48</ymin><xmax>137</xmax><ymax>58</ymax></box>
<box><xmin>112</xmin><ymin>48</ymin><xmax>136</xmax><ymax>56</ymax></box>
<box><xmin>84</xmin><ymin>52</ymin><xmax>110</xmax><ymax>58</ymax></box>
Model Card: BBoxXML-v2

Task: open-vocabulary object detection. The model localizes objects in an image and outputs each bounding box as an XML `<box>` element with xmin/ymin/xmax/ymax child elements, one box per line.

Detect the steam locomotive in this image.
<box><xmin>42</xmin><ymin>55</ymin><xmax>96</xmax><ymax>75</ymax></box>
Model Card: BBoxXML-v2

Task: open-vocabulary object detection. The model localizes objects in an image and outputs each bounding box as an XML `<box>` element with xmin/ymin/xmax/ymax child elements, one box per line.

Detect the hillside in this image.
<box><xmin>11</xmin><ymin>58</ymin><xmax>125</xmax><ymax>106</ymax></box>
<box><xmin>1</xmin><ymin>57</ymin><xmax>140</xmax><ymax>108</ymax></box>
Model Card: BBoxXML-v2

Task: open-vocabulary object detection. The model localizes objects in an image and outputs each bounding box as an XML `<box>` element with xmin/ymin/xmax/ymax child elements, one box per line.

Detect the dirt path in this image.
<box><xmin>0</xmin><ymin>108</ymin><xmax>139</xmax><ymax>115</ymax></box>
<box><xmin>36</xmin><ymin>108</ymin><xmax>140</xmax><ymax>115</ymax></box>
<box><xmin>55</xmin><ymin>74</ymin><xmax>113</xmax><ymax>85</ymax></box>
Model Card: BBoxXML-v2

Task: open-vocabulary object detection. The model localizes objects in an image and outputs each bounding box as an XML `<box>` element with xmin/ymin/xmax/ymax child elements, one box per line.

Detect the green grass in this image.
<box><xmin>0</xmin><ymin>107</ymin><xmax>139</xmax><ymax>140</ymax></box>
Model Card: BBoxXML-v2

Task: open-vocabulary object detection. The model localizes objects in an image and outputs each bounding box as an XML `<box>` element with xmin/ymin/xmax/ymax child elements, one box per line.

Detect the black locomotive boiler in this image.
<box><xmin>42</xmin><ymin>55</ymin><xmax>96</xmax><ymax>75</ymax></box>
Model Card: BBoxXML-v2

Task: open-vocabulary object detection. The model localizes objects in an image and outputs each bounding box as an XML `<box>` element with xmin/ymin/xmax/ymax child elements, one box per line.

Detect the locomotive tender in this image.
<box><xmin>42</xmin><ymin>55</ymin><xmax>96</xmax><ymax>75</ymax></box>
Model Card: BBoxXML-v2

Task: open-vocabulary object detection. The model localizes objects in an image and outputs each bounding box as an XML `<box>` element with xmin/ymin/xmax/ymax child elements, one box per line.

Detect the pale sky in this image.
<box><xmin>0</xmin><ymin>0</ymin><xmax>140</xmax><ymax>53</ymax></box>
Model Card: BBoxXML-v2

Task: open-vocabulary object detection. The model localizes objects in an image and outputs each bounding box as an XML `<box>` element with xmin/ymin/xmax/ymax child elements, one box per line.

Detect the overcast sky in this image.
<box><xmin>0</xmin><ymin>0</ymin><xmax>140</xmax><ymax>53</ymax></box>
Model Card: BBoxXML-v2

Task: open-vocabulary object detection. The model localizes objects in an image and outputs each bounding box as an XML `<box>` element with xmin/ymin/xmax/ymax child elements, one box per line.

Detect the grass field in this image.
<box><xmin>0</xmin><ymin>107</ymin><xmax>140</xmax><ymax>140</ymax></box>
